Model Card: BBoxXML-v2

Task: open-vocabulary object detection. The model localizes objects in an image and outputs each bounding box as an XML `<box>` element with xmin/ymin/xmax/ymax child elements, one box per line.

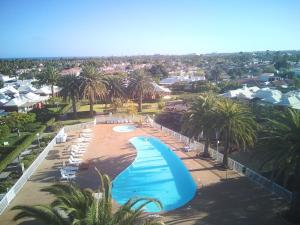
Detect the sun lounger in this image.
<box><xmin>60</xmin><ymin>169</ymin><xmax>76</xmax><ymax>180</ymax></box>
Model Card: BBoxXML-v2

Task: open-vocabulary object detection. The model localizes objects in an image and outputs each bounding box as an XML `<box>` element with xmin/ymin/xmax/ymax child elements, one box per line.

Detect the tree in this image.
<box><xmin>127</xmin><ymin>69</ymin><xmax>154</xmax><ymax>112</ymax></box>
<box><xmin>147</xmin><ymin>64</ymin><xmax>169</xmax><ymax>81</ymax></box>
<box><xmin>104</xmin><ymin>75</ymin><xmax>127</xmax><ymax>104</ymax></box>
<box><xmin>36</xmin><ymin>66</ymin><xmax>59</xmax><ymax>96</ymax></box>
<box><xmin>214</xmin><ymin>98</ymin><xmax>257</xmax><ymax>167</ymax></box>
<box><xmin>182</xmin><ymin>94</ymin><xmax>217</xmax><ymax>157</ymax></box>
<box><xmin>0</xmin><ymin>80</ymin><xmax>4</xmax><ymax>89</ymax></box>
<box><xmin>210</xmin><ymin>67</ymin><xmax>222</xmax><ymax>83</ymax></box>
<box><xmin>81</xmin><ymin>65</ymin><xmax>107</xmax><ymax>116</ymax></box>
<box><xmin>12</xmin><ymin>170</ymin><xmax>165</xmax><ymax>225</ymax></box>
<box><xmin>263</xmin><ymin>108</ymin><xmax>300</xmax><ymax>222</ymax></box>
<box><xmin>58</xmin><ymin>74</ymin><xmax>81</xmax><ymax>118</ymax></box>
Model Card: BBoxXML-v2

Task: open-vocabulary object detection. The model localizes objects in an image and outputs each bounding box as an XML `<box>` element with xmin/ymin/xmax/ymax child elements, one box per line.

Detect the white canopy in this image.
<box><xmin>4</xmin><ymin>96</ymin><xmax>27</xmax><ymax>107</ymax></box>
<box><xmin>152</xmin><ymin>82</ymin><xmax>171</xmax><ymax>94</ymax></box>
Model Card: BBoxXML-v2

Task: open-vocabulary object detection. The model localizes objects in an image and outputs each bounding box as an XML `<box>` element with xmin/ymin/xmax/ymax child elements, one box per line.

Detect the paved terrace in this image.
<box><xmin>0</xmin><ymin>123</ymin><xmax>288</xmax><ymax>225</ymax></box>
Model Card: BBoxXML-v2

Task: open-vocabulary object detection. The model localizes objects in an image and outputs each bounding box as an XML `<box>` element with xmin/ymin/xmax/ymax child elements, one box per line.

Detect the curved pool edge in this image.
<box><xmin>112</xmin><ymin>135</ymin><xmax>198</xmax><ymax>213</ymax></box>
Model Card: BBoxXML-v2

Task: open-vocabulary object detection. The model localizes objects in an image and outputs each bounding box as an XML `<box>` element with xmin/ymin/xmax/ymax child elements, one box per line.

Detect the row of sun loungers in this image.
<box><xmin>60</xmin><ymin>129</ymin><xmax>93</xmax><ymax>181</ymax></box>
<box><xmin>105</xmin><ymin>119</ymin><xmax>132</xmax><ymax>124</ymax></box>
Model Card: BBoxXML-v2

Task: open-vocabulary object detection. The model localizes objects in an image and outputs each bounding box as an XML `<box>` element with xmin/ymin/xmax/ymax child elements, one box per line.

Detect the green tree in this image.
<box><xmin>12</xmin><ymin>170</ymin><xmax>165</xmax><ymax>225</ymax></box>
<box><xmin>37</xmin><ymin>66</ymin><xmax>59</xmax><ymax>96</ymax></box>
<box><xmin>0</xmin><ymin>80</ymin><xmax>4</xmax><ymax>88</ymax></box>
<box><xmin>215</xmin><ymin>98</ymin><xmax>257</xmax><ymax>167</ymax></box>
<box><xmin>263</xmin><ymin>108</ymin><xmax>300</xmax><ymax>222</ymax></box>
<box><xmin>128</xmin><ymin>69</ymin><xmax>154</xmax><ymax>112</ymax></box>
<box><xmin>104</xmin><ymin>75</ymin><xmax>127</xmax><ymax>103</ymax></box>
<box><xmin>182</xmin><ymin>94</ymin><xmax>217</xmax><ymax>157</ymax></box>
<box><xmin>81</xmin><ymin>65</ymin><xmax>107</xmax><ymax>116</ymax></box>
<box><xmin>58</xmin><ymin>74</ymin><xmax>81</xmax><ymax>118</ymax></box>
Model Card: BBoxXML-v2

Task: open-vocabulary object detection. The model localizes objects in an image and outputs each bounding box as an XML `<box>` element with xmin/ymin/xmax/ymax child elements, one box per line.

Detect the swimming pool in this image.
<box><xmin>112</xmin><ymin>136</ymin><xmax>197</xmax><ymax>212</ymax></box>
<box><xmin>113</xmin><ymin>125</ymin><xmax>136</xmax><ymax>132</ymax></box>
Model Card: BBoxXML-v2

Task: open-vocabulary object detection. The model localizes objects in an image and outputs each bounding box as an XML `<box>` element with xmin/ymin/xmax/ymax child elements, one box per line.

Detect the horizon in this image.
<box><xmin>1</xmin><ymin>0</ymin><xmax>300</xmax><ymax>58</ymax></box>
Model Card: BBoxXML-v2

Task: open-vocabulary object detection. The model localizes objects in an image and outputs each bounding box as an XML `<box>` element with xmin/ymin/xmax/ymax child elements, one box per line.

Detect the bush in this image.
<box><xmin>158</xmin><ymin>101</ymin><xmax>165</xmax><ymax>110</ymax></box>
<box><xmin>3</xmin><ymin>112</ymin><xmax>36</xmax><ymax>131</ymax></box>
<box><xmin>48</xmin><ymin>122</ymin><xmax>63</xmax><ymax>132</ymax></box>
<box><xmin>31</xmin><ymin>108</ymin><xmax>55</xmax><ymax>123</ymax></box>
<box><xmin>0</xmin><ymin>124</ymin><xmax>10</xmax><ymax>139</ymax></box>
<box><xmin>23</xmin><ymin>122</ymin><xmax>42</xmax><ymax>132</ymax></box>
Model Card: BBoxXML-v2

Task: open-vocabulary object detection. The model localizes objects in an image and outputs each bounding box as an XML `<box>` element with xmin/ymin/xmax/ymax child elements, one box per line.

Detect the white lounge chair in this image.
<box><xmin>60</xmin><ymin>169</ymin><xmax>76</xmax><ymax>180</ymax></box>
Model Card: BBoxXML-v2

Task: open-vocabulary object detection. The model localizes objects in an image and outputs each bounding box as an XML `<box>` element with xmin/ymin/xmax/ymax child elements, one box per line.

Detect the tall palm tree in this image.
<box><xmin>182</xmin><ymin>94</ymin><xmax>217</xmax><ymax>157</ymax></box>
<box><xmin>263</xmin><ymin>108</ymin><xmax>300</xmax><ymax>221</ymax></box>
<box><xmin>58</xmin><ymin>74</ymin><xmax>81</xmax><ymax>118</ymax></box>
<box><xmin>37</xmin><ymin>66</ymin><xmax>59</xmax><ymax>97</ymax></box>
<box><xmin>12</xmin><ymin>170</ymin><xmax>165</xmax><ymax>225</ymax></box>
<box><xmin>104</xmin><ymin>75</ymin><xmax>127</xmax><ymax>103</ymax></box>
<box><xmin>127</xmin><ymin>69</ymin><xmax>154</xmax><ymax>112</ymax></box>
<box><xmin>81</xmin><ymin>65</ymin><xmax>107</xmax><ymax>116</ymax></box>
<box><xmin>214</xmin><ymin>98</ymin><xmax>257</xmax><ymax>167</ymax></box>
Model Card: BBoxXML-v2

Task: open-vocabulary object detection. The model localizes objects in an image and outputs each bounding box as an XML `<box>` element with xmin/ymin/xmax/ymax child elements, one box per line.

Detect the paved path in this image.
<box><xmin>0</xmin><ymin>124</ymin><xmax>288</xmax><ymax>225</ymax></box>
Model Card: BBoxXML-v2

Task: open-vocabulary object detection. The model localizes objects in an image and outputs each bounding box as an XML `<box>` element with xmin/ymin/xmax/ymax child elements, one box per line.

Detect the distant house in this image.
<box><xmin>0</xmin><ymin>75</ymin><xmax>17</xmax><ymax>83</ymax></box>
<box><xmin>60</xmin><ymin>67</ymin><xmax>82</xmax><ymax>76</ymax></box>
<box><xmin>258</xmin><ymin>73</ymin><xmax>282</xmax><ymax>82</ymax></box>
<box><xmin>159</xmin><ymin>75</ymin><xmax>205</xmax><ymax>86</ymax></box>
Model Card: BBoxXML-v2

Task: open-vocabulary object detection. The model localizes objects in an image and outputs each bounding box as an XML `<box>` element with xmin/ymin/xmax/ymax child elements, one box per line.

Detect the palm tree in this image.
<box><xmin>12</xmin><ymin>170</ymin><xmax>165</xmax><ymax>225</ymax></box>
<box><xmin>104</xmin><ymin>74</ymin><xmax>127</xmax><ymax>103</ymax></box>
<box><xmin>214</xmin><ymin>98</ymin><xmax>257</xmax><ymax>167</ymax></box>
<box><xmin>263</xmin><ymin>108</ymin><xmax>300</xmax><ymax>222</ymax></box>
<box><xmin>81</xmin><ymin>65</ymin><xmax>107</xmax><ymax>116</ymax></box>
<box><xmin>58</xmin><ymin>74</ymin><xmax>81</xmax><ymax>118</ymax></box>
<box><xmin>127</xmin><ymin>69</ymin><xmax>154</xmax><ymax>112</ymax></box>
<box><xmin>37</xmin><ymin>66</ymin><xmax>59</xmax><ymax>96</ymax></box>
<box><xmin>182</xmin><ymin>94</ymin><xmax>217</xmax><ymax>157</ymax></box>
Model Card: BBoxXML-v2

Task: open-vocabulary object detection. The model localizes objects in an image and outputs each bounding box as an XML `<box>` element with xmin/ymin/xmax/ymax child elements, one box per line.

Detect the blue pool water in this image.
<box><xmin>113</xmin><ymin>125</ymin><xmax>136</xmax><ymax>132</ymax></box>
<box><xmin>112</xmin><ymin>136</ymin><xmax>197</xmax><ymax>212</ymax></box>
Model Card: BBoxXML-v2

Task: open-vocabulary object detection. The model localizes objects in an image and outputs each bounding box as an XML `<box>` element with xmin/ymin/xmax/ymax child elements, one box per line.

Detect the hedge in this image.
<box><xmin>0</xmin><ymin>124</ymin><xmax>47</xmax><ymax>173</ymax></box>
<box><xmin>0</xmin><ymin>103</ymin><xmax>72</xmax><ymax>173</ymax></box>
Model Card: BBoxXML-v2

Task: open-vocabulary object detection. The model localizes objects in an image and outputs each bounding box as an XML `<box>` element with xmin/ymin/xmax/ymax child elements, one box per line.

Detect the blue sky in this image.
<box><xmin>0</xmin><ymin>0</ymin><xmax>299</xmax><ymax>58</ymax></box>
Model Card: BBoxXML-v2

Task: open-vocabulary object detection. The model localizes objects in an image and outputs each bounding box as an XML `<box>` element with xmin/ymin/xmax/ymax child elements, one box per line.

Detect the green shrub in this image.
<box><xmin>31</xmin><ymin>108</ymin><xmax>55</xmax><ymax>123</ymax></box>
<box><xmin>0</xmin><ymin>124</ymin><xmax>10</xmax><ymax>139</ymax></box>
<box><xmin>158</xmin><ymin>101</ymin><xmax>165</xmax><ymax>110</ymax></box>
<box><xmin>48</xmin><ymin>122</ymin><xmax>63</xmax><ymax>132</ymax></box>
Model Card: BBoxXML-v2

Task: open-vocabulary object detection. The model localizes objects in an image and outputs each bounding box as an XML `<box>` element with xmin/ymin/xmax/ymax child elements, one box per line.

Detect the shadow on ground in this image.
<box><xmin>163</xmin><ymin>176</ymin><xmax>288</xmax><ymax>225</ymax></box>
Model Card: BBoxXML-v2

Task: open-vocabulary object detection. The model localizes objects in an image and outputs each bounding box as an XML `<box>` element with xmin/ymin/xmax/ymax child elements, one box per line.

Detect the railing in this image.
<box><xmin>149</xmin><ymin>119</ymin><xmax>293</xmax><ymax>202</ymax></box>
<box><xmin>0</xmin><ymin>120</ymin><xmax>96</xmax><ymax>215</ymax></box>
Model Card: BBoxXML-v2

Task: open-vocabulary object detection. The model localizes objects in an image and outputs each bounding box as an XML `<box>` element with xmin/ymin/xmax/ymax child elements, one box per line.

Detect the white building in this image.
<box><xmin>159</xmin><ymin>75</ymin><xmax>205</xmax><ymax>86</ymax></box>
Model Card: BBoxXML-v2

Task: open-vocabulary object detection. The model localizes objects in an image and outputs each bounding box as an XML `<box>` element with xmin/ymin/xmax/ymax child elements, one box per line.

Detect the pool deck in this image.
<box><xmin>0</xmin><ymin>123</ymin><xmax>288</xmax><ymax>225</ymax></box>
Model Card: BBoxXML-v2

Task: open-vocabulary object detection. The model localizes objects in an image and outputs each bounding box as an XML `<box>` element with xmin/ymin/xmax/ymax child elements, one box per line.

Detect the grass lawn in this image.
<box><xmin>78</xmin><ymin>102</ymin><xmax>162</xmax><ymax>116</ymax></box>
<box><xmin>55</xmin><ymin>118</ymin><xmax>94</xmax><ymax>127</ymax></box>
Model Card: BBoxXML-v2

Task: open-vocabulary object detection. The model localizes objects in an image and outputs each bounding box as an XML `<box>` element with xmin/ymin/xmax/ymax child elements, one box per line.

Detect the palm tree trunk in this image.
<box><xmin>222</xmin><ymin>133</ymin><xmax>230</xmax><ymax>168</ymax></box>
<box><xmin>71</xmin><ymin>96</ymin><xmax>77</xmax><ymax>119</ymax></box>
<box><xmin>138</xmin><ymin>94</ymin><xmax>142</xmax><ymax>112</ymax></box>
<box><xmin>288</xmin><ymin>167</ymin><xmax>300</xmax><ymax>222</ymax></box>
<box><xmin>203</xmin><ymin>139</ymin><xmax>210</xmax><ymax>157</ymax></box>
<box><xmin>89</xmin><ymin>92</ymin><xmax>94</xmax><ymax>116</ymax></box>
<box><xmin>51</xmin><ymin>84</ymin><xmax>54</xmax><ymax>97</ymax></box>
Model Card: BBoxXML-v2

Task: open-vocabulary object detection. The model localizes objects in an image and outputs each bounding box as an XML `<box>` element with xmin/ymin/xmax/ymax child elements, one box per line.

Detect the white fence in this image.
<box><xmin>0</xmin><ymin>119</ymin><xmax>96</xmax><ymax>215</ymax></box>
<box><xmin>150</xmin><ymin>119</ymin><xmax>293</xmax><ymax>202</ymax></box>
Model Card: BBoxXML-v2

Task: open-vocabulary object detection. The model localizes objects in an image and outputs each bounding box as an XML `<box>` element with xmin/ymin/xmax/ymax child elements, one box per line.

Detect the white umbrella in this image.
<box><xmin>82</xmin><ymin>128</ymin><xmax>93</xmax><ymax>133</ymax></box>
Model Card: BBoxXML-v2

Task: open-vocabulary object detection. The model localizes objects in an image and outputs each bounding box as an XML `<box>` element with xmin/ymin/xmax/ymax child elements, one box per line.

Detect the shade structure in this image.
<box><xmin>82</xmin><ymin>128</ymin><xmax>93</xmax><ymax>133</ymax></box>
